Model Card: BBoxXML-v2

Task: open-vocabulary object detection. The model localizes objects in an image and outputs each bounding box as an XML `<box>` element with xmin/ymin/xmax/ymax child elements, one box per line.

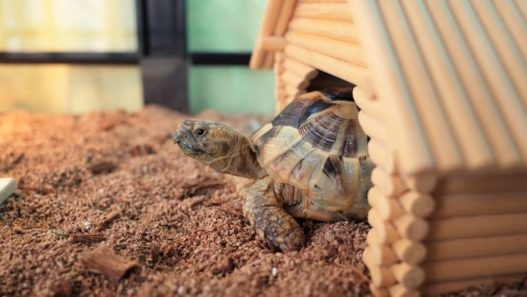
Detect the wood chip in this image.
<box><xmin>212</xmin><ymin>257</ymin><xmax>235</xmax><ymax>275</ymax></box>
<box><xmin>81</xmin><ymin>247</ymin><xmax>138</xmax><ymax>280</ymax></box>
<box><xmin>69</xmin><ymin>233</ymin><xmax>106</xmax><ymax>244</ymax></box>
<box><xmin>150</xmin><ymin>244</ymin><xmax>161</xmax><ymax>263</ymax></box>
<box><xmin>0</xmin><ymin>177</ymin><xmax>16</xmax><ymax>205</ymax></box>
<box><xmin>51</xmin><ymin>277</ymin><xmax>72</xmax><ymax>297</ymax></box>
<box><xmin>88</xmin><ymin>161</ymin><xmax>117</xmax><ymax>175</ymax></box>
<box><xmin>96</xmin><ymin>210</ymin><xmax>121</xmax><ymax>231</ymax></box>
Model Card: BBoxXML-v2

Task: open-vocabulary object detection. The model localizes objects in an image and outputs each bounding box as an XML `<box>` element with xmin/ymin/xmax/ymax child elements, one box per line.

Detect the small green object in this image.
<box><xmin>50</xmin><ymin>230</ymin><xmax>70</xmax><ymax>239</ymax></box>
<box><xmin>0</xmin><ymin>178</ymin><xmax>16</xmax><ymax>205</ymax></box>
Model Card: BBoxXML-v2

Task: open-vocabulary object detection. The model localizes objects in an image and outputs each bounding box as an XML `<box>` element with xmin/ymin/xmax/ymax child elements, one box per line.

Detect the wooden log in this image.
<box><xmin>275</xmin><ymin>51</ymin><xmax>285</xmax><ymax>66</ymax></box>
<box><xmin>81</xmin><ymin>246</ymin><xmax>138</xmax><ymax>280</ymax></box>
<box><xmin>388</xmin><ymin>284</ymin><xmax>419</xmax><ymax>297</ymax></box>
<box><xmin>304</xmin><ymin>70</ymin><xmax>352</xmax><ymax>87</ymax></box>
<box><xmin>363</xmin><ymin>248</ymin><xmax>397</xmax><ymax>288</ymax></box>
<box><xmin>449</xmin><ymin>0</ymin><xmax>527</xmax><ymax>160</ymax></box>
<box><xmin>285</xmin><ymin>85</ymin><xmax>304</xmax><ymax>99</ymax></box>
<box><xmin>432</xmin><ymin>191</ymin><xmax>527</xmax><ymax>219</ymax></box>
<box><xmin>425</xmin><ymin>0</ymin><xmax>521</xmax><ymax>168</ymax></box>
<box><xmin>351</xmin><ymin>0</ymin><xmax>433</xmax><ymax>174</ymax></box>
<box><xmin>426</xmin><ymin>234</ymin><xmax>527</xmax><ymax>262</ymax></box>
<box><xmin>472</xmin><ymin>0</ymin><xmax>527</xmax><ymax>106</ymax></box>
<box><xmin>369</xmin><ymin>283</ymin><xmax>390</xmax><ymax>297</ymax></box>
<box><xmin>399</xmin><ymin>191</ymin><xmax>435</xmax><ymax>218</ymax></box>
<box><xmin>368</xmin><ymin>140</ymin><xmax>397</xmax><ymax>175</ymax></box>
<box><xmin>516</xmin><ymin>0</ymin><xmax>527</xmax><ymax>21</ymax></box>
<box><xmin>493</xmin><ymin>0</ymin><xmax>527</xmax><ymax>63</ymax></box>
<box><xmin>365</xmin><ymin>245</ymin><xmax>425</xmax><ymax>289</ymax></box>
<box><xmin>250</xmin><ymin>0</ymin><xmax>281</xmax><ymax>69</ymax></box>
<box><xmin>421</xmin><ymin>273</ymin><xmax>525</xmax><ymax>296</ymax></box>
<box><xmin>391</xmin><ymin>262</ymin><xmax>426</xmax><ymax>289</ymax></box>
<box><xmin>392</xmin><ymin>239</ymin><xmax>426</xmax><ymax>265</ymax></box>
<box><xmin>274</xmin><ymin>52</ymin><xmax>285</xmax><ymax>102</ymax></box>
<box><xmin>275</xmin><ymin>84</ymin><xmax>287</xmax><ymax>99</ymax></box>
<box><xmin>379</xmin><ymin>0</ymin><xmax>463</xmax><ymax>172</ymax></box>
<box><xmin>274</xmin><ymin>0</ymin><xmax>297</xmax><ymax>35</ymax></box>
<box><xmin>274</xmin><ymin>52</ymin><xmax>285</xmax><ymax>74</ymax></box>
<box><xmin>401</xmin><ymin>172</ymin><xmax>437</xmax><ymax>193</ymax></box>
<box><xmin>427</xmin><ymin>212</ymin><xmax>527</xmax><ymax>241</ymax></box>
<box><xmin>353</xmin><ymin>87</ymin><xmax>384</xmax><ymax>119</ymax></box>
<box><xmin>393</xmin><ymin>215</ymin><xmax>429</xmax><ymax>241</ymax></box>
<box><xmin>423</xmin><ymin>253</ymin><xmax>527</xmax><ymax>283</ymax></box>
<box><xmin>301</xmin><ymin>0</ymin><xmax>347</xmax><ymax>2</ymax></box>
<box><xmin>368</xmin><ymin>187</ymin><xmax>405</xmax><ymax>221</ymax></box>
<box><xmin>371</xmin><ymin>168</ymin><xmax>406</xmax><ymax>197</ymax></box>
<box><xmin>282</xmin><ymin>70</ymin><xmax>309</xmax><ymax>89</ymax></box>
<box><xmin>285</xmin><ymin>31</ymin><xmax>365</xmax><ymax>67</ymax></box>
<box><xmin>276</xmin><ymin>99</ymin><xmax>288</xmax><ymax>113</ymax></box>
<box><xmin>357</xmin><ymin>111</ymin><xmax>389</xmax><ymax>146</ymax></box>
<box><xmin>285</xmin><ymin>95</ymin><xmax>295</xmax><ymax>105</ymax></box>
<box><xmin>434</xmin><ymin>174</ymin><xmax>527</xmax><ymax>194</ymax></box>
<box><xmin>263</xmin><ymin>52</ymin><xmax>275</xmax><ymax>69</ymax></box>
<box><xmin>402</xmin><ymin>0</ymin><xmax>494</xmax><ymax>170</ymax></box>
<box><xmin>283</xmin><ymin>58</ymin><xmax>318</xmax><ymax>80</ymax></box>
<box><xmin>275</xmin><ymin>88</ymin><xmax>286</xmax><ymax>102</ymax></box>
<box><xmin>294</xmin><ymin>2</ymin><xmax>352</xmax><ymax>21</ymax></box>
<box><xmin>368</xmin><ymin>243</ymin><xmax>398</xmax><ymax>266</ymax></box>
<box><xmin>284</xmin><ymin>44</ymin><xmax>367</xmax><ymax>85</ymax></box>
<box><xmin>368</xmin><ymin>209</ymin><xmax>401</xmax><ymax>244</ymax></box>
<box><xmin>366</xmin><ymin>229</ymin><xmax>376</xmax><ymax>245</ymax></box>
<box><xmin>261</xmin><ymin>36</ymin><xmax>286</xmax><ymax>51</ymax></box>
<box><xmin>289</xmin><ymin>17</ymin><xmax>358</xmax><ymax>43</ymax></box>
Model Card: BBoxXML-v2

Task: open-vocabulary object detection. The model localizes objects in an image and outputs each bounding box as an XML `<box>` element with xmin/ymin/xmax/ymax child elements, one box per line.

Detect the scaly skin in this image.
<box><xmin>173</xmin><ymin>120</ymin><xmax>266</xmax><ymax>179</ymax></box>
<box><xmin>173</xmin><ymin>120</ymin><xmax>303</xmax><ymax>251</ymax></box>
<box><xmin>241</xmin><ymin>177</ymin><xmax>304</xmax><ymax>252</ymax></box>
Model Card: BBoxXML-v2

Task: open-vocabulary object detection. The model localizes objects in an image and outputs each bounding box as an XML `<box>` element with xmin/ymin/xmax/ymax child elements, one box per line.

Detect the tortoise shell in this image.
<box><xmin>250</xmin><ymin>89</ymin><xmax>371</xmax><ymax>214</ymax></box>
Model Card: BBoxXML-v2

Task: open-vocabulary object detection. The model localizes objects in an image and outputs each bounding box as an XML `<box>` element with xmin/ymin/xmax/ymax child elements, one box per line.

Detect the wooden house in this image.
<box><xmin>250</xmin><ymin>0</ymin><xmax>527</xmax><ymax>296</ymax></box>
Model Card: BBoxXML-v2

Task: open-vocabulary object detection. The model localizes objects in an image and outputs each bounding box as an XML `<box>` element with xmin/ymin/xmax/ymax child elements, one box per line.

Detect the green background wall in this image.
<box><xmin>186</xmin><ymin>0</ymin><xmax>275</xmax><ymax>115</ymax></box>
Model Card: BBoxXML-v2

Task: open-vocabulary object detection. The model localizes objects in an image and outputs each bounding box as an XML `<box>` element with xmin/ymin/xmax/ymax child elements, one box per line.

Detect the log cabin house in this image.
<box><xmin>250</xmin><ymin>0</ymin><xmax>527</xmax><ymax>296</ymax></box>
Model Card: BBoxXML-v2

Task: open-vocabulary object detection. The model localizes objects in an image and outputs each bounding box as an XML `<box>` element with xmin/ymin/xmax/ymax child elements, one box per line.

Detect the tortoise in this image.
<box><xmin>173</xmin><ymin>87</ymin><xmax>373</xmax><ymax>252</ymax></box>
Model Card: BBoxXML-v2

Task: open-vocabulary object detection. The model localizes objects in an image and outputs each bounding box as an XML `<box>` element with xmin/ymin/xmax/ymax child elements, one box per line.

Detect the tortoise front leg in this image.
<box><xmin>241</xmin><ymin>177</ymin><xmax>304</xmax><ymax>252</ymax></box>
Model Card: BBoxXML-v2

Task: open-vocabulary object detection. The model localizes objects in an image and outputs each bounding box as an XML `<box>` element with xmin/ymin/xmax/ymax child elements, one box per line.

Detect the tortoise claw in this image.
<box><xmin>263</xmin><ymin>220</ymin><xmax>305</xmax><ymax>252</ymax></box>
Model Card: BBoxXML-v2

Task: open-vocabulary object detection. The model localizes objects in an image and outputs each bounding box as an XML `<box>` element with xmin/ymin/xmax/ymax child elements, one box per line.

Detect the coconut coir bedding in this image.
<box><xmin>0</xmin><ymin>106</ymin><xmax>525</xmax><ymax>297</ymax></box>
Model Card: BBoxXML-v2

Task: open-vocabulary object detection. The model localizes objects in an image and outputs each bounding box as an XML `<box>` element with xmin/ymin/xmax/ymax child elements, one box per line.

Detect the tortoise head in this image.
<box><xmin>173</xmin><ymin>120</ymin><xmax>236</xmax><ymax>161</ymax></box>
<box><xmin>173</xmin><ymin>119</ymin><xmax>265</xmax><ymax>179</ymax></box>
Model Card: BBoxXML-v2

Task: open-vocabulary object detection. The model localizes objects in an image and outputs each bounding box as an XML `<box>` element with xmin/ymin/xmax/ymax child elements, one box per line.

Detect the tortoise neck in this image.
<box><xmin>207</xmin><ymin>135</ymin><xmax>266</xmax><ymax>180</ymax></box>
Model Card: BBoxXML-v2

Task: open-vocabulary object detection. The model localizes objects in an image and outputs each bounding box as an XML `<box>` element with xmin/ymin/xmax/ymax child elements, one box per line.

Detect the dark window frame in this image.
<box><xmin>0</xmin><ymin>0</ymin><xmax>255</xmax><ymax>111</ymax></box>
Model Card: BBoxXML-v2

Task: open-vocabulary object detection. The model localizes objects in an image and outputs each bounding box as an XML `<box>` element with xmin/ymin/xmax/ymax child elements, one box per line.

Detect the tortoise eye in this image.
<box><xmin>193</xmin><ymin>128</ymin><xmax>207</xmax><ymax>137</ymax></box>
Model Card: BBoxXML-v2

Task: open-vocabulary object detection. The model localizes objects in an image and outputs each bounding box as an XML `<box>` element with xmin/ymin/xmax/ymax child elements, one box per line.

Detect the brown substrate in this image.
<box><xmin>0</xmin><ymin>106</ymin><xmax>525</xmax><ymax>297</ymax></box>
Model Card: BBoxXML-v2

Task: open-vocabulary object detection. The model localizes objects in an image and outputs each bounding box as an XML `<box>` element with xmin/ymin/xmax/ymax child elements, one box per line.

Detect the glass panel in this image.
<box><xmin>0</xmin><ymin>0</ymin><xmax>137</xmax><ymax>52</ymax></box>
<box><xmin>0</xmin><ymin>65</ymin><xmax>142</xmax><ymax>113</ymax></box>
<box><xmin>187</xmin><ymin>0</ymin><xmax>266</xmax><ymax>52</ymax></box>
<box><xmin>189</xmin><ymin>66</ymin><xmax>274</xmax><ymax>114</ymax></box>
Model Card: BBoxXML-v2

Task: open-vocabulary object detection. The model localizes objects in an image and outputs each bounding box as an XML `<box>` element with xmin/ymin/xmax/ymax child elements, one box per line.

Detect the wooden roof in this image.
<box><xmin>252</xmin><ymin>0</ymin><xmax>527</xmax><ymax>176</ymax></box>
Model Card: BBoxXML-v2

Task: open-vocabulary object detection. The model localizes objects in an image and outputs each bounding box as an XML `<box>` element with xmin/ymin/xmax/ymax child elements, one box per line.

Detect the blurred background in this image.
<box><xmin>0</xmin><ymin>0</ymin><xmax>275</xmax><ymax>115</ymax></box>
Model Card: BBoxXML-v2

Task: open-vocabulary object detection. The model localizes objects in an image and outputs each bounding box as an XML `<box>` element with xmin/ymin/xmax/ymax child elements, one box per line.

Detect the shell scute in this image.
<box><xmin>251</xmin><ymin>90</ymin><xmax>369</xmax><ymax>197</ymax></box>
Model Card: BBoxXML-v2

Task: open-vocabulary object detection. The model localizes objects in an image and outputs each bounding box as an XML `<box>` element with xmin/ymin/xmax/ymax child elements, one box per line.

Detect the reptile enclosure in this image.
<box><xmin>250</xmin><ymin>0</ymin><xmax>527</xmax><ymax>296</ymax></box>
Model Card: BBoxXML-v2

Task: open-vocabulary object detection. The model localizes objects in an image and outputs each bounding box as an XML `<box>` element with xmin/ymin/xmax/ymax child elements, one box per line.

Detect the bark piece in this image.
<box><xmin>212</xmin><ymin>257</ymin><xmax>235</xmax><ymax>276</ymax></box>
<box><xmin>88</xmin><ymin>161</ymin><xmax>117</xmax><ymax>175</ymax></box>
<box><xmin>51</xmin><ymin>278</ymin><xmax>72</xmax><ymax>297</ymax></box>
<box><xmin>96</xmin><ymin>210</ymin><xmax>121</xmax><ymax>231</ymax></box>
<box><xmin>69</xmin><ymin>233</ymin><xmax>106</xmax><ymax>244</ymax></box>
<box><xmin>81</xmin><ymin>247</ymin><xmax>138</xmax><ymax>280</ymax></box>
